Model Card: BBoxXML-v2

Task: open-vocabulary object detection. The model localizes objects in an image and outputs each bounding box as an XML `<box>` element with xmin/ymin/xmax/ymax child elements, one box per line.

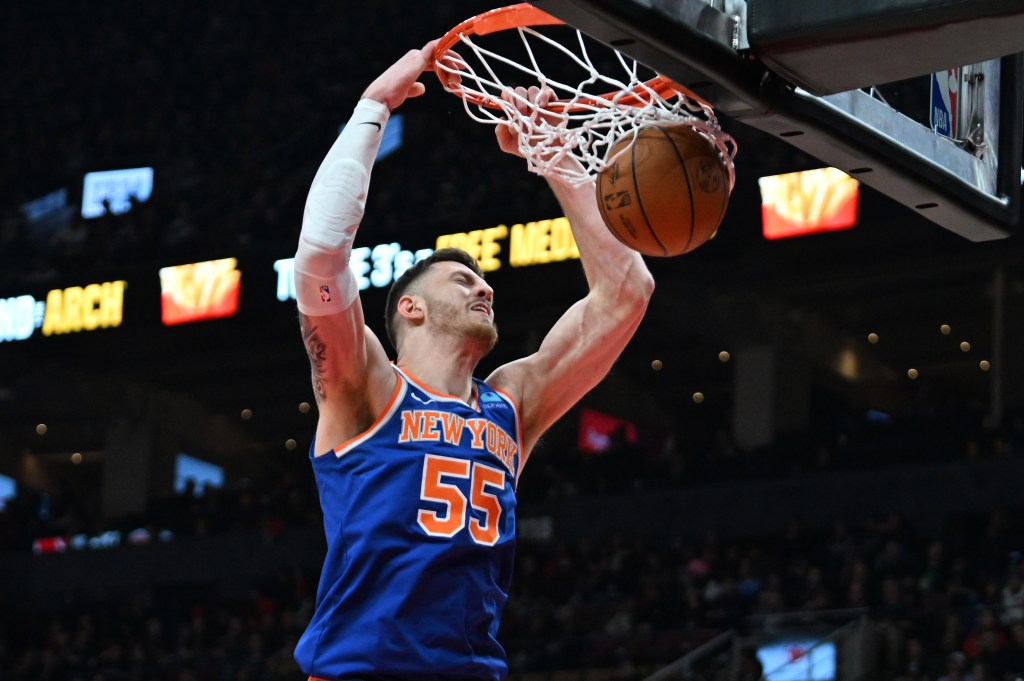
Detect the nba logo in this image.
<box><xmin>320</xmin><ymin>285</ymin><xmax>332</xmax><ymax>303</ymax></box>
<box><xmin>603</xmin><ymin>191</ymin><xmax>631</xmax><ymax>210</ymax></box>
<box><xmin>930</xmin><ymin>67</ymin><xmax>959</xmax><ymax>139</ymax></box>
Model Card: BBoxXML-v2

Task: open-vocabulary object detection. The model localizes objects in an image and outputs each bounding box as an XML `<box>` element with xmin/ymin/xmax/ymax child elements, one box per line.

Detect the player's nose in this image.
<box><xmin>474</xmin><ymin>281</ymin><xmax>493</xmax><ymax>304</ymax></box>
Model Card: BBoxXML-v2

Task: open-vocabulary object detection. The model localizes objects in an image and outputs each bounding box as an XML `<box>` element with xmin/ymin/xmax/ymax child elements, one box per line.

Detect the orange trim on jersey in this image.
<box><xmin>393</xmin><ymin>364</ymin><xmax>480</xmax><ymax>411</ymax></box>
<box><xmin>331</xmin><ymin>369</ymin><xmax>406</xmax><ymax>458</ymax></box>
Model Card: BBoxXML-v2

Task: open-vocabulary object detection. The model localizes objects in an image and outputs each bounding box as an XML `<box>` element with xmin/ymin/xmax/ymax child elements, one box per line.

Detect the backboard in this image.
<box><xmin>528</xmin><ymin>0</ymin><xmax>1024</xmax><ymax>241</ymax></box>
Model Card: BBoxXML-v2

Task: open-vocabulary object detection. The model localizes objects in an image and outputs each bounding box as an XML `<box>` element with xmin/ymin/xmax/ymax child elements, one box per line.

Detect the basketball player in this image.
<box><xmin>292</xmin><ymin>40</ymin><xmax>654</xmax><ymax>680</ymax></box>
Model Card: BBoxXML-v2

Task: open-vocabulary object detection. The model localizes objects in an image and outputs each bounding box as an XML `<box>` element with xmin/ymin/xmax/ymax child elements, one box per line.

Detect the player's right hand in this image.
<box><xmin>497</xmin><ymin>86</ymin><xmax>585</xmax><ymax>184</ymax></box>
<box><xmin>362</xmin><ymin>40</ymin><xmax>438</xmax><ymax>111</ymax></box>
<box><xmin>495</xmin><ymin>86</ymin><xmax>555</xmax><ymax>157</ymax></box>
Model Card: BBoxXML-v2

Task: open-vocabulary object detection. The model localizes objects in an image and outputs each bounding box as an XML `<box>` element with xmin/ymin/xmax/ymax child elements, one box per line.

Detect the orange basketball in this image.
<box><xmin>596</xmin><ymin>125</ymin><xmax>731</xmax><ymax>257</ymax></box>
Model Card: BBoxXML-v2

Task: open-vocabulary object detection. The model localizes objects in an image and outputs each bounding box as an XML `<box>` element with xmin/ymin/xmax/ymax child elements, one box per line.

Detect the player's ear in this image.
<box><xmin>397</xmin><ymin>294</ymin><xmax>425</xmax><ymax>324</ymax></box>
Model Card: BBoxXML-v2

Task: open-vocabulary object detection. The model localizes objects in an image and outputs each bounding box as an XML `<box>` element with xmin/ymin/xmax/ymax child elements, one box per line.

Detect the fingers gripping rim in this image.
<box><xmin>434</xmin><ymin>5</ymin><xmax>561</xmax><ymax>109</ymax></box>
<box><xmin>434</xmin><ymin>3</ymin><xmax>687</xmax><ymax>111</ymax></box>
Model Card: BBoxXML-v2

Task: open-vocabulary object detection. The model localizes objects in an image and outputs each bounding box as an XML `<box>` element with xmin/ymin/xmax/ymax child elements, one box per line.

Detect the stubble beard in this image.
<box><xmin>426</xmin><ymin>296</ymin><xmax>498</xmax><ymax>355</ymax></box>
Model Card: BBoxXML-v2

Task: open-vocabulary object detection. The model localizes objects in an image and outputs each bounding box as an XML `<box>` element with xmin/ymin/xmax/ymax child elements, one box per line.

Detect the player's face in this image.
<box><xmin>422</xmin><ymin>261</ymin><xmax>497</xmax><ymax>351</ymax></box>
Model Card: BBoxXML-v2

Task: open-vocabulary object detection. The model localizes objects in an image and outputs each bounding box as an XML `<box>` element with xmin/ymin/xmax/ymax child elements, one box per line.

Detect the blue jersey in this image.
<box><xmin>295</xmin><ymin>365</ymin><xmax>521</xmax><ymax>680</ymax></box>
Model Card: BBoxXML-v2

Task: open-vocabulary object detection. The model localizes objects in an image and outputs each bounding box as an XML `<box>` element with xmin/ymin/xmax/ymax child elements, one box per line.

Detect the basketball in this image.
<box><xmin>596</xmin><ymin>125</ymin><xmax>731</xmax><ymax>257</ymax></box>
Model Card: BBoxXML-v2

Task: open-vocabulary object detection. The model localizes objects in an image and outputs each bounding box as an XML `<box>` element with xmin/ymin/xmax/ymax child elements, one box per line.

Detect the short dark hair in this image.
<box><xmin>384</xmin><ymin>248</ymin><xmax>484</xmax><ymax>351</ymax></box>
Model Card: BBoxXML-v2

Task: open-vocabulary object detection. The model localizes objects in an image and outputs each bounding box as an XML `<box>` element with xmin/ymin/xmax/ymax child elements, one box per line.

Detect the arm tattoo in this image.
<box><xmin>299</xmin><ymin>315</ymin><xmax>328</xmax><ymax>404</ymax></box>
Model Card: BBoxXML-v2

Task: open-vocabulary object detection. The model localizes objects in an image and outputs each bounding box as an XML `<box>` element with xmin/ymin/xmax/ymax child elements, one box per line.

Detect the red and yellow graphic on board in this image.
<box><xmin>759</xmin><ymin>167</ymin><xmax>859</xmax><ymax>240</ymax></box>
<box><xmin>159</xmin><ymin>258</ymin><xmax>241</xmax><ymax>326</ymax></box>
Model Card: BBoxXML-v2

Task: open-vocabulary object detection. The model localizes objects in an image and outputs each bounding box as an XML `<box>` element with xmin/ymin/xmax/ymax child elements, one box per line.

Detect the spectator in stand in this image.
<box><xmin>937</xmin><ymin>651</ymin><xmax>974</xmax><ymax>681</ymax></box>
<box><xmin>896</xmin><ymin>635</ymin><xmax>937</xmax><ymax>681</ymax></box>
<box><xmin>963</xmin><ymin>607</ymin><xmax>1008</xmax><ymax>675</ymax></box>
<box><xmin>846</xmin><ymin>576</ymin><xmax>869</xmax><ymax>609</ymax></box>
<box><xmin>801</xmin><ymin>566</ymin><xmax>833</xmax><ymax>611</ymax></box>
<box><xmin>1001</xmin><ymin>571</ymin><xmax>1024</xmax><ymax>625</ymax></box>
<box><xmin>919</xmin><ymin>540</ymin><xmax>949</xmax><ymax>597</ymax></box>
<box><xmin>755</xmin><ymin>572</ymin><xmax>785</xmax><ymax>614</ymax></box>
<box><xmin>969</xmin><ymin>661</ymin><xmax>992</xmax><ymax>681</ymax></box>
<box><xmin>735</xmin><ymin>554</ymin><xmax>764</xmax><ymax>607</ymax></box>
<box><xmin>840</xmin><ymin>556</ymin><xmax>871</xmax><ymax>608</ymax></box>
<box><xmin>876</xmin><ymin>576</ymin><xmax>914</xmax><ymax>675</ymax></box>
<box><xmin>936</xmin><ymin>612</ymin><xmax>968</xmax><ymax>662</ymax></box>
<box><xmin>996</xmin><ymin>621</ymin><xmax>1024</xmax><ymax>678</ymax></box>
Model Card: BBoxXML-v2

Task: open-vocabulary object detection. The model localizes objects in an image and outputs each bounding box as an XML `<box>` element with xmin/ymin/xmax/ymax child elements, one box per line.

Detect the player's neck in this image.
<box><xmin>396</xmin><ymin>335</ymin><xmax>482</xmax><ymax>403</ymax></box>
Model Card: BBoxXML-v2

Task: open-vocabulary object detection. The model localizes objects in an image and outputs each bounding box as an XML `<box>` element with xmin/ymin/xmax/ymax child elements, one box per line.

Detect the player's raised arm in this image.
<box><xmin>294</xmin><ymin>42</ymin><xmax>435</xmax><ymax>446</ymax></box>
<box><xmin>487</xmin><ymin>88</ymin><xmax>655</xmax><ymax>462</ymax></box>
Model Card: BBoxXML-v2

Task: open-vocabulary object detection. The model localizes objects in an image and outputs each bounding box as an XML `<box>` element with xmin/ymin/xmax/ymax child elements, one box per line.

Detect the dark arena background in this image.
<box><xmin>3</xmin><ymin>2</ymin><xmax>1024</xmax><ymax>680</ymax></box>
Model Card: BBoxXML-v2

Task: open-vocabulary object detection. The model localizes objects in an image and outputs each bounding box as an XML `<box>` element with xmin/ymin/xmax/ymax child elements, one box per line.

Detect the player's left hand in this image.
<box><xmin>495</xmin><ymin>85</ymin><xmax>556</xmax><ymax>157</ymax></box>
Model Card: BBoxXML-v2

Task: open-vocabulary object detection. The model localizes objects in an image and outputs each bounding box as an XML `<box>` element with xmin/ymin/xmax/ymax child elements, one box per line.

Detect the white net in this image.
<box><xmin>436</xmin><ymin>22</ymin><xmax>738</xmax><ymax>187</ymax></box>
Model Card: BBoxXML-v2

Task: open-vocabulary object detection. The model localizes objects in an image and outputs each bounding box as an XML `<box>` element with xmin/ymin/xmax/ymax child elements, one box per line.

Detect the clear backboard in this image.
<box><xmin>528</xmin><ymin>0</ymin><xmax>1024</xmax><ymax>241</ymax></box>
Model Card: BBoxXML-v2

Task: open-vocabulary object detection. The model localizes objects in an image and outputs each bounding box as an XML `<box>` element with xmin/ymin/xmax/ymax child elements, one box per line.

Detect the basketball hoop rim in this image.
<box><xmin>434</xmin><ymin>3</ymin><xmax>702</xmax><ymax>111</ymax></box>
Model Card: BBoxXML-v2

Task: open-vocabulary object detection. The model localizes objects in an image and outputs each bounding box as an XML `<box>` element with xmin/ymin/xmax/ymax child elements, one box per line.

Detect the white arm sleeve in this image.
<box><xmin>294</xmin><ymin>98</ymin><xmax>389</xmax><ymax>315</ymax></box>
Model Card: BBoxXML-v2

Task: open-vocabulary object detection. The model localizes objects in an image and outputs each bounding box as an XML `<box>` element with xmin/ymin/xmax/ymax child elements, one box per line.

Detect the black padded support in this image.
<box><xmin>747</xmin><ymin>0</ymin><xmax>1024</xmax><ymax>94</ymax></box>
